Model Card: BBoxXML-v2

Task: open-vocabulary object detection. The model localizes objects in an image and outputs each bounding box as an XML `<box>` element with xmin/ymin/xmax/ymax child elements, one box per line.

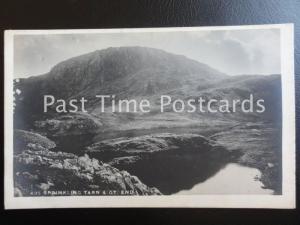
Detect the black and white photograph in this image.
<box><xmin>4</xmin><ymin>24</ymin><xmax>295</xmax><ymax>208</ymax></box>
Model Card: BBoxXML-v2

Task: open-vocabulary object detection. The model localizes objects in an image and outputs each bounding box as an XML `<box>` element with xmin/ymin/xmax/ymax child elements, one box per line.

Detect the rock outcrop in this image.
<box><xmin>86</xmin><ymin>133</ymin><xmax>223</xmax><ymax>155</ymax></box>
<box><xmin>14</xmin><ymin>130</ymin><xmax>160</xmax><ymax>196</ymax></box>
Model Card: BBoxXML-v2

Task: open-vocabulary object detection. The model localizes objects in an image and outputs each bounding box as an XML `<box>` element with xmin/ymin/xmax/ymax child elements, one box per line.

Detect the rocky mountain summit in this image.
<box><xmin>14</xmin><ymin>47</ymin><xmax>227</xmax><ymax>124</ymax></box>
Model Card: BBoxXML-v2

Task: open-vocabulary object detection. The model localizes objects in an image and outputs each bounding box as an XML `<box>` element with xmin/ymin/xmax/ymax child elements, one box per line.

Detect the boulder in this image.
<box><xmin>14</xmin><ymin>145</ymin><xmax>161</xmax><ymax>196</ymax></box>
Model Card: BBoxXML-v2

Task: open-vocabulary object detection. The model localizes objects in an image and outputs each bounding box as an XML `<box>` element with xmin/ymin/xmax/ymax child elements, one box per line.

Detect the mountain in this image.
<box><xmin>14</xmin><ymin>46</ymin><xmax>281</xmax><ymax>131</ymax></box>
<box><xmin>46</xmin><ymin>46</ymin><xmax>227</xmax><ymax>97</ymax></box>
<box><xmin>15</xmin><ymin>48</ymin><xmax>224</xmax><ymax>106</ymax></box>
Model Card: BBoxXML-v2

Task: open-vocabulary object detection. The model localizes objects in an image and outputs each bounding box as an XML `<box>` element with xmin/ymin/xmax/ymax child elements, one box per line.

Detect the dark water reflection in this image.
<box><xmin>51</xmin><ymin>126</ymin><xmax>234</xmax><ymax>194</ymax></box>
<box><xmin>111</xmin><ymin>150</ymin><xmax>232</xmax><ymax>194</ymax></box>
<box><xmin>52</xmin><ymin>133</ymin><xmax>95</xmax><ymax>154</ymax></box>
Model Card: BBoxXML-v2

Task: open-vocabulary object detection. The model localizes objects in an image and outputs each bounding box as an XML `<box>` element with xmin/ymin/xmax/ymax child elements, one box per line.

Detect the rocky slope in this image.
<box><xmin>14</xmin><ymin>129</ymin><xmax>56</xmax><ymax>153</ymax></box>
<box><xmin>14</xmin><ymin>130</ymin><xmax>160</xmax><ymax>196</ymax></box>
<box><xmin>86</xmin><ymin>133</ymin><xmax>225</xmax><ymax>155</ymax></box>
<box><xmin>178</xmin><ymin>74</ymin><xmax>281</xmax><ymax>121</ymax></box>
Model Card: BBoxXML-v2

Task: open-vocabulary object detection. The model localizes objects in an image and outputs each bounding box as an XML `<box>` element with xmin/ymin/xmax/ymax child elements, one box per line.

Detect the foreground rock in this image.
<box><xmin>14</xmin><ymin>130</ymin><xmax>160</xmax><ymax>196</ymax></box>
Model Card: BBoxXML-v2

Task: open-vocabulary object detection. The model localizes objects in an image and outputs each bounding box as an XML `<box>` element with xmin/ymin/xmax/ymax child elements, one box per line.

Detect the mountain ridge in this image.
<box><xmin>14</xmin><ymin>46</ymin><xmax>281</xmax><ymax>130</ymax></box>
<box><xmin>14</xmin><ymin>47</ymin><xmax>228</xmax><ymax>119</ymax></box>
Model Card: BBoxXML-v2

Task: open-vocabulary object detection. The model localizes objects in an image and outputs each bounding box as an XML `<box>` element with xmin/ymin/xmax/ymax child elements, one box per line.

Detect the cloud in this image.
<box><xmin>223</xmin><ymin>29</ymin><xmax>281</xmax><ymax>75</ymax></box>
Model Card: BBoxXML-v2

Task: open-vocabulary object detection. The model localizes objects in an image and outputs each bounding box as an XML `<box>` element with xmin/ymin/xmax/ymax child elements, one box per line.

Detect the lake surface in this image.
<box><xmin>175</xmin><ymin>163</ymin><xmax>274</xmax><ymax>195</ymax></box>
<box><xmin>51</xmin><ymin>124</ymin><xmax>277</xmax><ymax>195</ymax></box>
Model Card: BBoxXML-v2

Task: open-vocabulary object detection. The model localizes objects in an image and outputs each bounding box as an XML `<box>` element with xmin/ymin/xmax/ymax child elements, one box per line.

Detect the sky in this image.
<box><xmin>13</xmin><ymin>28</ymin><xmax>281</xmax><ymax>78</ymax></box>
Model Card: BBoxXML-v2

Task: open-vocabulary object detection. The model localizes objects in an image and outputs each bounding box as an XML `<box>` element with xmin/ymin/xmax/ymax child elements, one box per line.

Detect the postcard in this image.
<box><xmin>4</xmin><ymin>24</ymin><xmax>295</xmax><ymax>208</ymax></box>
